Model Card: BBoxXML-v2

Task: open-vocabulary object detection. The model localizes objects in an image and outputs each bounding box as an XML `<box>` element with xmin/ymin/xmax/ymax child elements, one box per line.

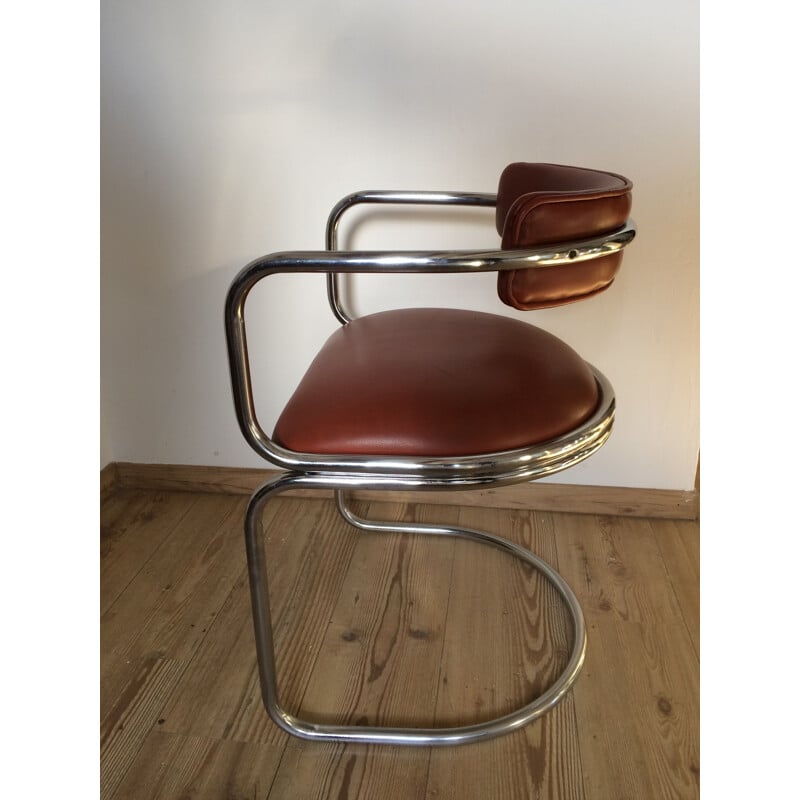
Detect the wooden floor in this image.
<box><xmin>100</xmin><ymin>489</ymin><xmax>699</xmax><ymax>800</ymax></box>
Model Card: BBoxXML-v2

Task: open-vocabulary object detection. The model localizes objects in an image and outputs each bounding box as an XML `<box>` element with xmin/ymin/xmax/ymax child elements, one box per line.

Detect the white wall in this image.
<box><xmin>101</xmin><ymin>0</ymin><xmax>699</xmax><ymax>490</ymax></box>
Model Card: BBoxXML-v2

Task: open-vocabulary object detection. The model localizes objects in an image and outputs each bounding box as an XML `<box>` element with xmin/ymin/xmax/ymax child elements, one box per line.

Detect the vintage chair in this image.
<box><xmin>225</xmin><ymin>162</ymin><xmax>635</xmax><ymax>746</ymax></box>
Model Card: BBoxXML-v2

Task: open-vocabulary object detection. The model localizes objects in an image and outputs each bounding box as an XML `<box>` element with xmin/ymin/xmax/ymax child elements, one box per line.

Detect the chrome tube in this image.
<box><xmin>227</xmin><ymin>196</ymin><xmax>635</xmax><ymax>747</ymax></box>
<box><xmin>224</xmin><ymin>224</ymin><xmax>634</xmax><ymax>475</ymax></box>
<box><xmin>325</xmin><ymin>190</ymin><xmax>499</xmax><ymax>324</ymax></box>
<box><xmin>224</xmin><ymin>331</ymin><xmax>614</xmax><ymax>482</ymax></box>
<box><xmin>246</xmin><ymin>474</ymin><xmax>587</xmax><ymax>747</ymax></box>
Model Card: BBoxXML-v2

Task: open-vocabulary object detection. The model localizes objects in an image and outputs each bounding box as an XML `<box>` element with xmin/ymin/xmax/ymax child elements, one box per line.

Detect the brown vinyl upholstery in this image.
<box><xmin>273</xmin><ymin>307</ymin><xmax>599</xmax><ymax>456</ymax></box>
<box><xmin>496</xmin><ymin>163</ymin><xmax>632</xmax><ymax>309</ymax></box>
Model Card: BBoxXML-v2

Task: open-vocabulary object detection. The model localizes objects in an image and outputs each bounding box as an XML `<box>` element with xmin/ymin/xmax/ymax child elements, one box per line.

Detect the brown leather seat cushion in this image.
<box><xmin>273</xmin><ymin>308</ymin><xmax>599</xmax><ymax>457</ymax></box>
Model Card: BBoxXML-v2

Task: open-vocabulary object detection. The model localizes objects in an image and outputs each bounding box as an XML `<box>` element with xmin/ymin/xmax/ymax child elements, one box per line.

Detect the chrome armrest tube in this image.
<box><xmin>224</xmin><ymin>221</ymin><xmax>634</xmax><ymax>481</ymax></box>
<box><xmin>325</xmin><ymin>190</ymin><xmax>499</xmax><ymax>324</ymax></box>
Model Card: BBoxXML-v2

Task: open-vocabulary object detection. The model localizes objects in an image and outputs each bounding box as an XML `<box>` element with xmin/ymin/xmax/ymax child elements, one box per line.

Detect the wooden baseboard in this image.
<box><xmin>100</xmin><ymin>462</ymin><xmax>119</xmax><ymax>501</ymax></box>
<box><xmin>109</xmin><ymin>462</ymin><xmax>699</xmax><ymax>520</ymax></box>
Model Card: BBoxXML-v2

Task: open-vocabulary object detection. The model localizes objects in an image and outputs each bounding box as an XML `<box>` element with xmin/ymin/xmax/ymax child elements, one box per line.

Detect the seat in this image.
<box><xmin>274</xmin><ymin>308</ymin><xmax>599</xmax><ymax>456</ymax></box>
<box><xmin>225</xmin><ymin>162</ymin><xmax>635</xmax><ymax>746</ymax></box>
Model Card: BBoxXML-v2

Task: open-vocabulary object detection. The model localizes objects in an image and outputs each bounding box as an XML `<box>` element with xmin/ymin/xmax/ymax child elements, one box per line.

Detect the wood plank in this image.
<box><xmin>113</xmin><ymin>462</ymin><xmax>698</xmax><ymax>520</ymax></box>
<box><xmin>269</xmin><ymin>741</ymin><xmax>430</xmax><ymax>800</ymax></box>
<box><xmin>158</xmin><ymin>496</ymin><xmax>360</xmax><ymax>746</ymax></box>
<box><xmin>100</xmin><ymin>655</ymin><xmax>186</xmax><ymax>800</ymax></box>
<box><xmin>295</xmin><ymin>500</ymin><xmax>456</xmax><ymax>726</ymax></box>
<box><xmin>100</xmin><ymin>489</ymin><xmax>150</xmax><ymax>545</ymax></box>
<box><xmin>266</xmin><ymin>501</ymin><xmax>460</xmax><ymax>800</ymax></box>
<box><xmin>553</xmin><ymin>513</ymin><xmax>685</xmax><ymax>626</ymax></box>
<box><xmin>111</xmin><ymin>730</ymin><xmax>284</xmax><ymax>800</ymax></box>
<box><xmin>570</xmin><ymin>619</ymin><xmax>699</xmax><ymax>800</ymax></box>
<box><xmin>101</xmin><ymin>490</ymin><xmax>198</xmax><ymax>615</ymax></box>
<box><xmin>101</xmin><ymin>493</ymin><xmax>240</xmax><ymax>711</ymax></box>
<box><xmin>425</xmin><ymin>507</ymin><xmax>584</xmax><ymax>800</ymax></box>
<box><xmin>554</xmin><ymin>513</ymin><xmax>699</xmax><ymax>799</ymax></box>
<box><xmin>102</xmin><ymin>494</ymin><xmax>248</xmax><ymax>719</ymax></box>
<box><xmin>152</xmin><ymin>568</ymin><xmax>263</xmax><ymax>740</ymax></box>
<box><xmin>651</xmin><ymin>519</ymin><xmax>700</xmax><ymax>657</ymax></box>
<box><xmin>129</xmin><ymin>496</ymin><xmax>248</xmax><ymax>661</ymax></box>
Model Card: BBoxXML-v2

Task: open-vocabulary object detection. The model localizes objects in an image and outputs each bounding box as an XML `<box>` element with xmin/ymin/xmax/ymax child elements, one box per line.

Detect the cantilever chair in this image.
<box><xmin>225</xmin><ymin>162</ymin><xmax>635</xmax><ymax>746</ymax></box>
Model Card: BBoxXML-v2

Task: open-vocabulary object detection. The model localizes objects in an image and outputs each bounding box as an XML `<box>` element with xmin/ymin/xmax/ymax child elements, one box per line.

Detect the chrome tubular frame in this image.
<box><xmin>225</xmin><ymin>218</ymin><xmax>635</xmax><ymax>480</ymax></box>
<box><xmin>245</xmin><ymin>475</ymin><xmax>586</xmax><ymax>746</ymax></box>
<box><xmin>325</xmin><ymin>190</ymin><xmax>499</xmax><ymax>324</ymax></box>
<box><xmin>225</xmin><ymin>189</ymin><xmax>636</xmax><ymax>746</ymax></box>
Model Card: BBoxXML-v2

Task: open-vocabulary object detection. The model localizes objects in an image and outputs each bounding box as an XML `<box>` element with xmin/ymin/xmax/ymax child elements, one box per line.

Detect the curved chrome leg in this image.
<box><xmin>246</xmin><ymin>476</ymin><xmax>587</xmax><ymax>746</ymax></box>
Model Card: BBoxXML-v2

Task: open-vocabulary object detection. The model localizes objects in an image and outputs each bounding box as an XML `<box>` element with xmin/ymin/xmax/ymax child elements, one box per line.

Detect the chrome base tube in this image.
<box><xmin>245</xmin><ymin>473</ymin><xmax>587</xmax><ymax>746</ymax></box>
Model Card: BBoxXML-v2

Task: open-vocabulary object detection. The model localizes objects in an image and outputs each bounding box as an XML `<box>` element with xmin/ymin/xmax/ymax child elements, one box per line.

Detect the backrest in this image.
<box><xmin>496</xmin><ymin>163</ymin><xmax>633</xmax><ymax>310</ymax></box>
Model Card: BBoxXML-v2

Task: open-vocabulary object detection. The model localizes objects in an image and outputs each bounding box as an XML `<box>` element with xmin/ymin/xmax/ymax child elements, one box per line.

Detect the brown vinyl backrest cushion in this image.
<box><xmin>496</xmin><ymin>163</ymin><xmax>633</xmax><ymax>310</ymax></box>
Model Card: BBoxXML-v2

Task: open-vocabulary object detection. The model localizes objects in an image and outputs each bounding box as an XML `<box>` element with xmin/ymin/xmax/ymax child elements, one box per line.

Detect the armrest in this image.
<box><xmin>325</xmin><ymin>190</ymin><xmax>499</xmax><ymax>324</ymax></box>
<box><xmin>224</xmin><ymin>222</ymin><xmax>634</xmax><ymax>470</ymax></box>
